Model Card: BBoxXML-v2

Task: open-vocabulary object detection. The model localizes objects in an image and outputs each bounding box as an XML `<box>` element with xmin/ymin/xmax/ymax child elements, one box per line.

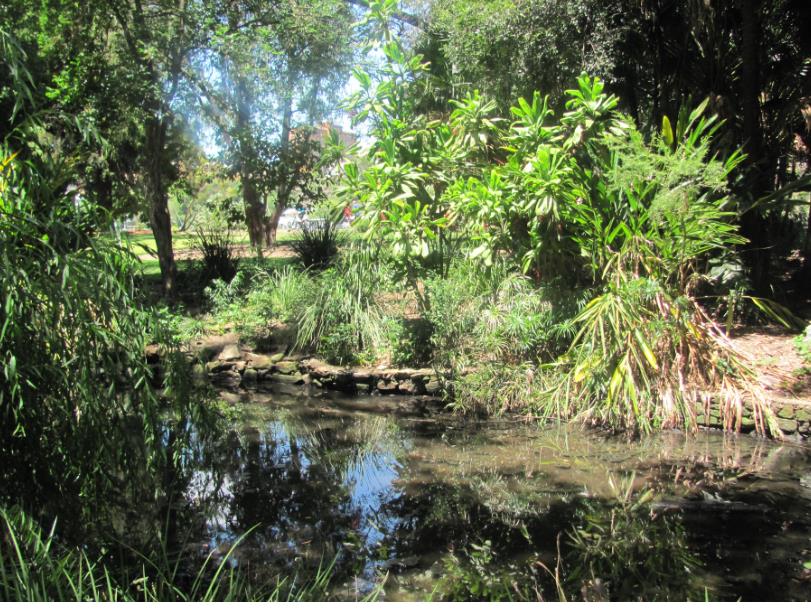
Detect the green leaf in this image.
<box><xmin>661</xmin><ymin>115</ymin><xmax>674</xmax><ymax>148</ymax></box>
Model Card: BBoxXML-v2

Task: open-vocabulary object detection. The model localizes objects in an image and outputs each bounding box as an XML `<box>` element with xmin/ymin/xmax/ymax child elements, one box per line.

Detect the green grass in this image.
<box><xmin>123</xmin><ymin>230</ymin><xmax>297</xmax><ymax>264</ymax></box>
<box><xmin>127</xmin><ymin>229</ymin><xmax>298</xmax><ymax>281</ymax></box>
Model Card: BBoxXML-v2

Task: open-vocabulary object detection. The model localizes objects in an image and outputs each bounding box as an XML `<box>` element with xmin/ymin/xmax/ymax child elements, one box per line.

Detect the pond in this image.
<box><xmin>175</xmin><ymin>391</ymin><xmax>811</xmax><ymax>601</ymax></box>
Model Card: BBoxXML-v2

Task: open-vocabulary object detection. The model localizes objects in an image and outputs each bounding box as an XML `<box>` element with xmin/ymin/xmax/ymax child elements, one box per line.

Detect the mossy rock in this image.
<box><xmin>272</xmin><ymin>360</ymin><xmax>300</xmax><ymax>375</ymax></box>
<box><xmin>777</xmin><ymin>417</ymin><xmax>798</xmax><ymax>433</ymax></box>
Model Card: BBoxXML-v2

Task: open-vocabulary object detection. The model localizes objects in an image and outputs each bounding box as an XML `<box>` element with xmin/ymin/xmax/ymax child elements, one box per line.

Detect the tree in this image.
<box><xmin>105</xmin><ymin>0</ymin><xmax>216</xmax><ymax>297</ymax></box>
<box><xmin>189</xmin><ymin>0</ymin><xmax>353</xmax><ymax>252</ymax></box>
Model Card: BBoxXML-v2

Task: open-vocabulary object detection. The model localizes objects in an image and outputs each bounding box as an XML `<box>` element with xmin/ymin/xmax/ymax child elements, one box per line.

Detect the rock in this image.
<box><xmin>777</xmin><ymin>417</ymin><xmax>798</xmax><ymax>434</ymax></box>
<box><xmin>398</xmin><ymin>379</ymin><xmax>419</xmax><ymax>394</ymax></box>
<box><xmin>266</xmin><ymin>372</ymin><xmax>305</xmax><ymax>385</ymax></box>
<box><xmin>424</xmin><ymin>379</ymin><xmax>442</xmax><ymax>395</ymax></box>
<box><xmin>197</xmin><ymin>345</ymin><xmax>220</xmax><ymax>362</ymax></box>
<box><xmin>206</xmin><ymin>361</ymin><xmax>235</xmax><ymax>373</ymax></box>
<box><xmin>272</xmin><ymin>360</ymin><xmax>300</xmax><ymax>375</ymax></box>
<box><xmin>304</xmin><ymin>358</ymin><xmax>345</xmax><ymax>377</ymax></box>
<box><xmin>210</xmin><ymin>370</ymin><xmax>241</xmax><ymax>388</ymax></box>
<box><xmin>352</xmin><ymin>368</ymin><xmax>375</xmax><ymax>383</ymax></box>
<box><xmin>796</xmin><ymin>409</ymin><xmax>811</xmax><ymax>423</ymax></box>
<box><xmin>242</xmin><ymin>367</ymin><xmax>258</xmax><ymax>385</ymax></box>
<box><xmin>778</xmin><ymin>405</ymin><xmax>795</xmax><ymax>419</ymax></box>
<box><xmin>356</xmin><ymin>383</ymin><xmax>370</xmax><ymax>394</ymax></box>
<box><xmin>234</xmin><ymin>360</ymin><xmax>247</xmax><ymax>374</ymax></box>
<box><xmin>246</xmin><ymin>354</ymin><xmax>276</xmax><ymax>369</ymax></box>
<box><xmin>410</xmin><ymin>369</ymin><xmax>434</xmax><ymax>381</ymax></box>
<box><xmin>218</xmin><ymin>344</ymin><xmax>242</xmax><ymax>361</ymax></box>
<box><xmin>377</xmin><ymin>378</ymin><xmax>398</xmax><ymax>393</ymax></box>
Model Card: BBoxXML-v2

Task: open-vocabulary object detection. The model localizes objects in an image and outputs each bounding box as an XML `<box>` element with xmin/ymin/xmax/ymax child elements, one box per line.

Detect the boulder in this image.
<box><xmin>210</xmin><ymin>370</ymin><xmax>241</xmax><ymax>388</ymax></box>
<box><xmin>266</xmin><ymin>372</ymin><xmax>305</xmax><ymax>385</ymax></box>
<box><xmin>206</xmin><ymin>361</ymin><xmax>235</xmax><ymax>373</ymax></box>
<box><xmin>398</xmin><ymin>379</ymin><xmax>420</xmax><ymax>394</ymax></box>
<box><xmin>272</xmin><ymin>360</ymin><xmax>300</xmax><ymax>375</ymax></box>
<box><xmin>777</xmin><ymin>417</ymin><xmax>798</xmax><ymax>434</ymax></box>
<box><xmin>424</xmin><ymin>379</ymin><xmax>442</xmax><ymax>395</ymax></box>
<box><xmin>377</xmin><ymin>378</ymin><xmax>398</xmax><ymax>393</ymax></box>
<box><xmin>218</xmin><ymin>344</ymin><xmax>242</xmax><ymax>361</ymax></box>
<box><xmin>246</xmin><ymin>353</ymin><xmax>279</xmax><ymax>370</ymax></box>
<box><xmin>242</xmin><ymin>367</ymin><xmax>259</xmax><ymax>385</ymax></box>
<box><xmin>352</xmin><ymin>368</ymin><xmax>375</xmax><ymax>384</ymax></box>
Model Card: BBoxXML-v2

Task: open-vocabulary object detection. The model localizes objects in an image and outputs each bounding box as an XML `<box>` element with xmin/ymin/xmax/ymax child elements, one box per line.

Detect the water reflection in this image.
<box><xmin>171</xmin><ymin>393</ymin><xmax>811</xmax><ymax>601</ymax></box>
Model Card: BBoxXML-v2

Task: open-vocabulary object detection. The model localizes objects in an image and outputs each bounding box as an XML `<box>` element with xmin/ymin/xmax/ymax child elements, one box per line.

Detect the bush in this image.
<box><xmin>424</xmin><ymin>261</ymin><xmax>583</xmax><ymax>378</ymax></box>
<box><xmin>0</xmin><ymin>148</ymin><xmax>201</xmax><ymax>533</ymax></box>
<box><xmin>192</xmin><ymin>226</ymin><xmax>238</xmax><ymax>283</ymax></box>
<box><xmin>204</xmin><ymin>266</ymin><xmax>315</xmax><ymax>339</ymax></box>
<box><xmin>295</xmin><ymin>248</ymin><xmax>388</xmax><ymax>364</ymax></box>
<box><xmin>291</xmin><ymin>220</ymin><xmax>342</xmax><ymax>271</ymax></box>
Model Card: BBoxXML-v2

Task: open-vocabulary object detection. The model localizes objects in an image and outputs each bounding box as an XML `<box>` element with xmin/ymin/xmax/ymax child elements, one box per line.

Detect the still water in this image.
<box><xmin>177</xmin><ymin>391</ymin><xmax>811</xmax><ymax>601</ymax></box>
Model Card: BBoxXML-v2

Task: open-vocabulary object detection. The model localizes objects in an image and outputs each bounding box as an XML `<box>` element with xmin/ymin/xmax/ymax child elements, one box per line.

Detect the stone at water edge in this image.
<box><xmin>218</xmin><ymin>344</ymin><xmax>242</xmax><ymax>361</ymax></box>
<box><xmin>272</xmin><ymin>360</ymin><xmax>300</xmax><ymax>375</ymax></box>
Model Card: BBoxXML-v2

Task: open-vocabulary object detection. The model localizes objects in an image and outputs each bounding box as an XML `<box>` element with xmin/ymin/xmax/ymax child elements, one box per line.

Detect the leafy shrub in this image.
<box><xmin>204</xmin><ymin>266</ymin><xmax>315</xmax><ymax>339</ymax></box>
<box><xmin>451</xmin><ymin>362</ymin><xmax>545</xmax><ymax>416</ymax></box>
<box><xmin>383</xmin><ymin>317</ymin><xmax>433</xmax><ymax>367</ymax></box>
<box><xmin>796</xmin><ymin>324</ymin><xmax>811</xmax><ymax>365</ymax></box>
<box><xmin>291</xmin><ymin>219</ymin><xmax>342</xmax><ymax>271</ymax></box>
<box><xmin>262</xmin><ymin>266</ymin><xmax>316</xmax><ymax>323</ymax></box>
<box><xmin>339</xmin><ymin>34</ymin><xmax>778</xmax><ymax>433</ymax></box>
<box><xmin>424</xmin><ymin>261</ymin><xmax>583</xmax><ymax>378</ymax></box>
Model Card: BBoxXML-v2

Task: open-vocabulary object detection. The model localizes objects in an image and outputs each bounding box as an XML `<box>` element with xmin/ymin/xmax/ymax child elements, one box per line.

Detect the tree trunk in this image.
<box><xmin>233</xmin><ymin>69</ymin><xmax>267</xmax><ymax>253</ymax></box>
<box><xmin>739</xmin><ymin>0</ymin><xmax>770</xmax><ymax>293</ymax></box>
<box><xmin>145</xmin><ymin>117</ymin><xmax>177</xmax><ymax>298</ymax></box>
<box><xmin>264</xmin><ymin>195</ymin><xmax>287</xmax><ymax>246</ymax></box>
<box><xmin>243</xmin><ymin>177</ymin><xmax>266</xmax><ymax>252</ymax></box>
<box><xmin>264</xmin><ymin>91</ymin><xmax>295</xmax><ymax>247</ymax></box>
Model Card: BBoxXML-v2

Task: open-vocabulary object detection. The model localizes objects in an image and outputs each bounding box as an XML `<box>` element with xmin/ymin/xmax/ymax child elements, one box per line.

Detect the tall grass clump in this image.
<box><xmin>424</xmin><ymin>261</ymin><xmax>585</xmax><ymax>413</ymax></box>
<box><xmin>295</xmin><ymin>247</ymin><xmax>389</xmax><ymax>365</ymax></box>
<box><xmin>292</xmin><ymin>219</ymin><xmax>343</xmax><ymax>271</ymax></box>
<box><xmin>0</xmin><ymin>507</ymin><xmax>343</xmax><ymax>602</ymax></box>
<box><xmin>192</xmin><ymin>225</ymin><xmax>238</xmax><ymax>283</ymax></box>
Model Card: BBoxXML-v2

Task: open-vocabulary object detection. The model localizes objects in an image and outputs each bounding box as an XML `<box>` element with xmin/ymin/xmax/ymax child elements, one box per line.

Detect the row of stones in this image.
<box><xmin>695</xmin><ymin>403</ymin><xmax>811</xmax><ymax>436</ymax></box>
<box><xmin>150</xmin><ymin>340</ymin><xmax>811</xmax><ymax>437</ymax></box>
<box><xmin>194</xmin><ymin>343</ymin><xmax>443</xmax><ymax>396</ymax></box>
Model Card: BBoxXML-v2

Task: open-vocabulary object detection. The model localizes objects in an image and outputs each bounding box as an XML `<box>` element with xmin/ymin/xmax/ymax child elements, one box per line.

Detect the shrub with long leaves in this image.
<box><xmin>295</xmin><ymin>247</ymin><xmax>389</xmax><ymax>364</ymax></box>
<box><xmin>0</xmin><ymin>149</ymin><xmax>202</xmax><ymax>534</ymax></box>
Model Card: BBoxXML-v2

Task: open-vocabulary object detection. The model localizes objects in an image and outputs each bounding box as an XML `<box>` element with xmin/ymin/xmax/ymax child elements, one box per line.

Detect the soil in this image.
<box><xmin>172</xmin><ymin>243</ymin><xmax>296</xmax><ymax>261</ymax></box>
<box><xmin>730</xmin><ymin>325</ymin><xmax>811</xmax><ymax>401</ymax></box>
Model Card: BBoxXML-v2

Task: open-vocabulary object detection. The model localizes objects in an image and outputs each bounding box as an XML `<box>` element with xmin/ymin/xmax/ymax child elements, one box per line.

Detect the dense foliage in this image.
<box><xmin>1</xmin><ymin>0</ymin><xmax>809</xmax><ymax>602</ymax></box>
